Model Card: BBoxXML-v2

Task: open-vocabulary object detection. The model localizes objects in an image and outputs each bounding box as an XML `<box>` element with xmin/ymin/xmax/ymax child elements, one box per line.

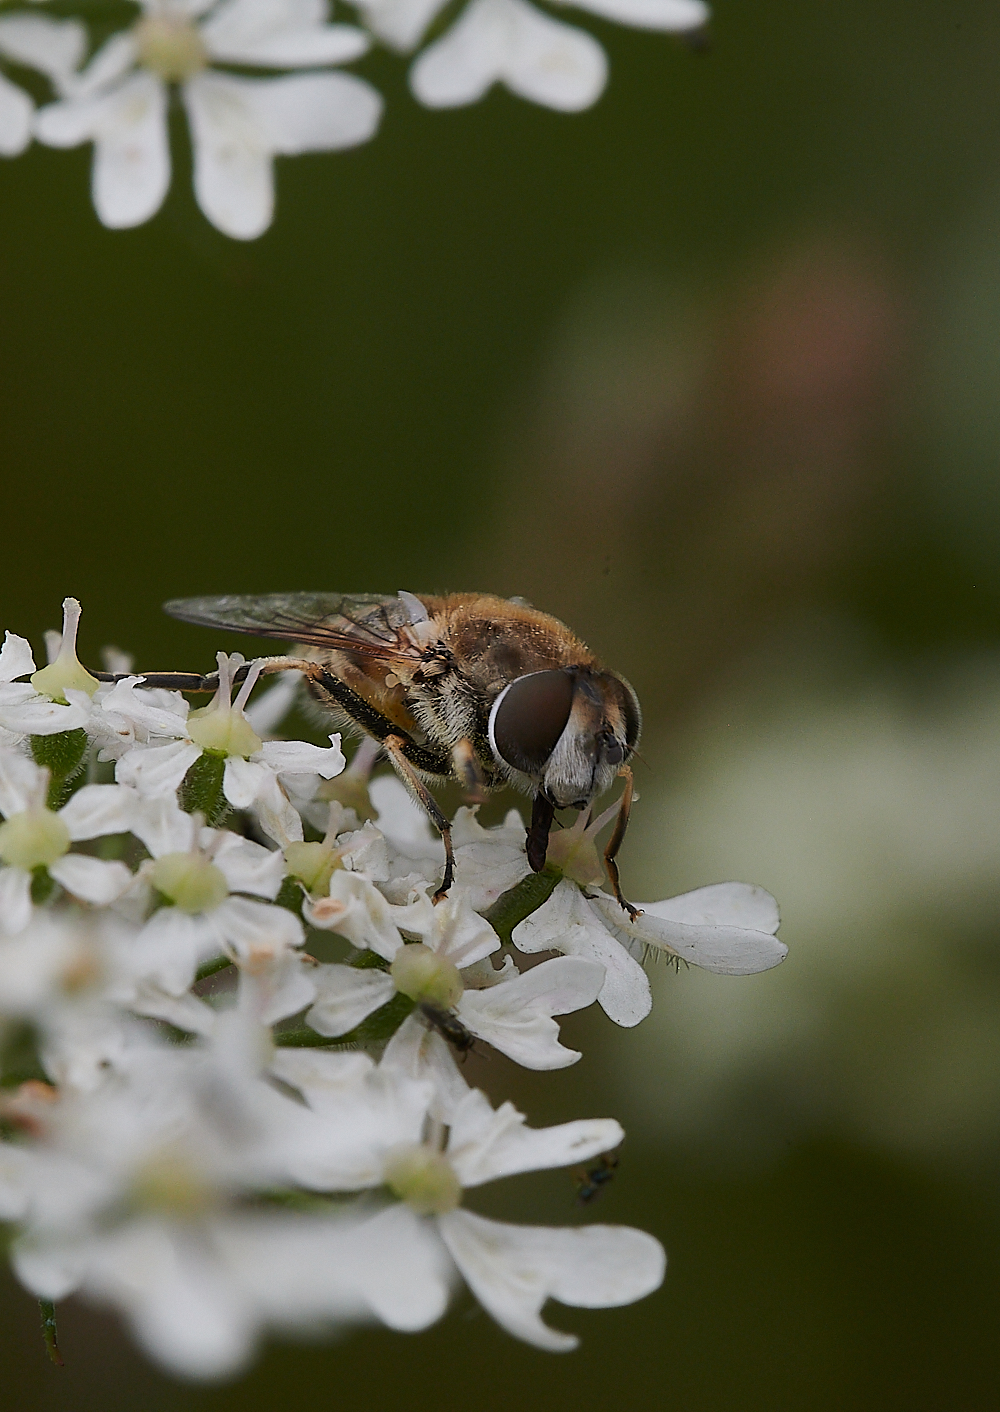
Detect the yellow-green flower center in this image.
<box><xmin>187</xmin><ymin>707</ymin><xmax>262</xmax><ymax>759</ymax></box>
<box><xmin>384</xmin><ymin>1145</ymin><xmax>461</xmax><ymax>1215</ymax></box>
<box><xmin>0</xmin><ymin>808</ymin><xmax>70</xmax><ymax>870</ymax></box>
<box><xmin>283</xmin><ymin>841</ymin><xmax>341</xmax><ymax>897</ymax></box>
<box><xmin>390</xmin><ymin>943</ymin><xmax>463</xmax><ymax>1010</ymax></box>
<box><xmin>150</xmin><ymin>852</ymin><xmax>228</xmax><ymax>913</ymax></box>
<box><xmin>131</xmin><ymin>1148</ymin><xmax>215</xmax><ymax>1216</ymax></box>
<box><xmin>134</xmin><ymin>14</ymin><xmax>208</xmax><ymax>82</ymax></box>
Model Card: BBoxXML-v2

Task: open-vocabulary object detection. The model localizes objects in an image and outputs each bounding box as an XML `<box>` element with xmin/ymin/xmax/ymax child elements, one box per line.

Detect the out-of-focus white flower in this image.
<box><xmin>512</xmin><ymin>878</ymin><xmax>785</xmax><ymax>1026</ymax></box>
<box><xmin>0</xmin><ymin>750</ymin><xmax>137</xmax><ymax>935</ymax></box>
<box><xmin>110</xmin><ymin>655</ymin><xmax>345</xmax><ymax>842</ymax></box>
<box><xmin>7</xmin><ymin>1028</ymin><xmax>451</xmax><ymax>1377</ymax></box>
<box><xmin>29</xmin><ymin>0</ymin><xmax>382</xmax><ymax>239</ymax></box>
<box><xmin>360</xmin><ymin>0</ymin><xmax>707</xmax><ymax>113</ymax></box>
<box><xmin>274</xmin><ymin>1051</ymin><xmax>662</xmax><ymax>1350</ymax></box>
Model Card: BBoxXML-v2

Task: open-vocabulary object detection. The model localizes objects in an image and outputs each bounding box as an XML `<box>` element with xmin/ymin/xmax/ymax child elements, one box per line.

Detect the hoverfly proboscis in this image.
<box><xmin>92</xmin><ymin>592</ymin><xmax>642</xmax><ymax>916</ymax></box>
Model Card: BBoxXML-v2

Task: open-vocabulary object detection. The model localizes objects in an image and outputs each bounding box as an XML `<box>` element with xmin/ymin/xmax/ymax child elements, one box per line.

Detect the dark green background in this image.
<box><xmin>3</xmin><ymin>0</ymin><xmax>1000</xmax><ymax>1406</ymax></box>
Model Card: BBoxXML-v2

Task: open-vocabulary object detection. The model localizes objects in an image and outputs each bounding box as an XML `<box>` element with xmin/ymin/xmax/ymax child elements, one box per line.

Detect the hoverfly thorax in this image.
<box><xmin>487</xmin><ymin>666</ymin><xmax>641</xmax><ymax>810</ymax></box>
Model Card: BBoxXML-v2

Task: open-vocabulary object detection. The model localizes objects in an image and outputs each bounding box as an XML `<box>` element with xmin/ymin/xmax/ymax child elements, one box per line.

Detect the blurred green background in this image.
<box><xmin>4</xmin><ymin>0</ymin><xmax>1000</xmax><ymax>1406</ymax></box>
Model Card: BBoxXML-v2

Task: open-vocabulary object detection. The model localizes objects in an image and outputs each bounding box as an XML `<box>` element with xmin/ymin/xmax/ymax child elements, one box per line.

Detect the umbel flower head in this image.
<box><xmin>0</xmin><ymin>596</ymin><xmax>785</xmax><ymax>1381</ymax></box>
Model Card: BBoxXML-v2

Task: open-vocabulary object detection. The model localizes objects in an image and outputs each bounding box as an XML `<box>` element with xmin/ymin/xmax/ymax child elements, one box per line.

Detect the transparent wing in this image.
<box><xmin>162</xmin><ymin>592</ymin><xmax>428</xmax><ymax>662</ymax></box>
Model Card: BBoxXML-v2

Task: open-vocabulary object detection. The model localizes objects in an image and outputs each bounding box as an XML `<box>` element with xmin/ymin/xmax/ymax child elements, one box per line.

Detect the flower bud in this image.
<box><xmin>0</xmin><ymin>808</ymin><xmax>70</xmax><ymax>870</ymax></box>
<box><xmin>384</xmin><ymin>1144</ymin><xmax>462</xmax><ymax>1215</ymax></box>
<box><xmin>150</xmin><ymin>852</ymin><xmax>229</xmax><ymax>914</ymax></box>
<box><xmin>390</xmin><ymin>943</ymin><xmax>463</xmax><ymax>1010</ymax></box>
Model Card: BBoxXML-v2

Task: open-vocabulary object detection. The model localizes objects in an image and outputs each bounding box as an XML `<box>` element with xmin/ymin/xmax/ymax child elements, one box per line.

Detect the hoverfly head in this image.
<box><xmin>488</xmin><ymin>668</ymin><xmax>641</xmax><ymax>809</ymax></box>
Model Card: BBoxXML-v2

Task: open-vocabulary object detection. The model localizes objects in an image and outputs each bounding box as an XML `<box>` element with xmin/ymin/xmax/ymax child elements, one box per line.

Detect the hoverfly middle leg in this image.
<box><xmin>383</xmin><ymin>734</ymin><xmax>456</xmax><ymax>904</ymax></box>
<box><xmin>603</xmin><ymin>765</ymin><xmax>641</xmax><ymax>922</ymax></box>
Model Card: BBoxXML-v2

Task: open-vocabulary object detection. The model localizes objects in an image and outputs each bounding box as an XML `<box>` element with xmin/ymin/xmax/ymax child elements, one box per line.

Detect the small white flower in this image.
<box><xmin>110</xmin><ymin>654</ymin><xmax>344</xmax><ymax>842</ymax></box>
<box><xmin>273</xmin><ymin>1053</ymin><xmax>662</xmax><ymax>1350</ymax></box>
<box><xmin>0</xmin><ymin>14</ymin><xmax>90</xmax><ymax>156</ymax></box>
<box><xmin>0</xmin><ymin>598</ymin><xmax>101</xmax><ymax>738</ymax></box>
<box><xmin>31</xmin><ymin>0</ymin><xmax>383</xmax><ymax>239</ymax></box>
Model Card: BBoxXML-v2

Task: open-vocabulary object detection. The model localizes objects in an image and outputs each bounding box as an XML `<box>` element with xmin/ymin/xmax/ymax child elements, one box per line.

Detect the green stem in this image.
<box><xmin>38</xmin><ymin>1300</ymin><xmax>63</xmax><ymax>1367</ymax></box>
<box><xmin>484</xmin><ymin>867</ymin><xmax>562</xmax><ymax>944</ymax></box>
<box><xmin>276</xmin><ymin>992</ymin><xmax>415</xmax><ymax>1048</ymax></box>
<box><xmin>195</xmin><ymin>955</ymin><xmax>233</xmax><ymax>982</ymax></box>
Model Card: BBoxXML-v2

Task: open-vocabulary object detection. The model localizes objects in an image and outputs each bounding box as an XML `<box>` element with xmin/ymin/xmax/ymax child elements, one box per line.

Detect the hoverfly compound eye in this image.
<box><xmin>488</xmin><ymin>670</ymin><xmax>575</xmax><ymax>777</ymax></box>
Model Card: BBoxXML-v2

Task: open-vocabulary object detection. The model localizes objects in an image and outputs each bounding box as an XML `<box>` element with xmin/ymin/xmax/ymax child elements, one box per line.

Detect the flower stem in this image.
<box><xmin>179</xmin><ymin>752</ymin><xmax>228</xmax><ymax>826</ymax></box>
<box><xmin>30</xmin><ymin>729</ymin><xmax>89</xmax><ymax>810</ymax></box>
<box><xmin>38</xmin><ymin>1300</ymin><xmax>63</xmax><ymax>1367</ymax></box>
<box><xmin>484</xmin><ymin>867</ymin><xmax>562</xmax><ymax>944</ymax></box>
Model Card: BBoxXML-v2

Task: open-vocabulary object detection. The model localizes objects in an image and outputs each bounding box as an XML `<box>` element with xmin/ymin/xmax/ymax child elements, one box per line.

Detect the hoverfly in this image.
<box><xmin>94</xmin><ymin>592</ymin><xmax>641</xmax><ymax>914</ymax></box>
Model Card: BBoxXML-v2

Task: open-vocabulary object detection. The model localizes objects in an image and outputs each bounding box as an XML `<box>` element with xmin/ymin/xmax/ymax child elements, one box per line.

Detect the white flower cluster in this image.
<box><xmin>0</xmin><ymin>597</ymin><xmax>785</xmax><ymax>1379</ymax></box>
<box><xmin>0</xmin><ymin>0</ymin><xmax>707</xmax><ymax>238</ymax></box>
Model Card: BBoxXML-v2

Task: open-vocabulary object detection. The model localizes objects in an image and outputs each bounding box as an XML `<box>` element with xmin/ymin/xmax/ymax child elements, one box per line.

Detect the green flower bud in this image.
<box><xmin>150</xmin><ymin>852</ymin><xmax>228</xmax><ymax>914</ymax></box>
<box><xmin>0</xmin><ymin>809</ymin><xmax>70</xmax><ymax>870</ymax></box>
<box><xmin>390</xmin><ymin>943</ymin><xmax>463</xmax><ymax>1010</ymax></box>
<box><xmin>384</xmin><ymin>1145</ymin><xmax>462</xmax><ymax>1215</ymax></box>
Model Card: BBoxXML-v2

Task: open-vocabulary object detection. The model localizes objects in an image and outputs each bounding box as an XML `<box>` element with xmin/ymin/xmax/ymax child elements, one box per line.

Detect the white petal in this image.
<box><xmin>0</xmin><ymin>15</ymin><xmax>87</xmax><ymax>92</ymax></box>
<box><xmin>337</xmin><ymin>821</ymin><xmax>390</xmax><ymax>882</ymax></box>
<box><xmin>185</xmin><ymin>71</ymin><xmax>380</xmax><ymax>241</ymax></box>
<box><xmin>222</xmin><ymin>755</ymin><xmax>268</xmax><ymax>808</ymax></box>
<box><xmin>0</xmin><ymin>1142</ymin><xmax>32</xmax><ymax>1221</ymax></box>
<box><xmin>259</xmin><ymin>735</ymin><xmax>346</xmax><ymax>779</ymax></box>
<box><xmin>0</xmin><ymin>866</ymin><xmax>32</xmax><ymax>936</ymax></box>
<box><xmin>71</xmin><ymin>32</ymin><xmax>139</xmax><ymax>99</ymax></box>
<box><xmin>131</xmin><ymin>908</ymin><xmax>209</xmax><ymax>994</ymax></box>
<box><xmin>237</xmin><ymin>949</ymin><xmax>316</xmax><ymax>1026</ymax></box>
<box><xmin>353</xmin><ymin>0</ymin><xmax>447</xmax><ymax>50</ymax></box>
<box><xmin>380</xmin><ymin>1012</ymin><xmax>471</xmax><ymax>1122</ymax></box>
<box><xmin>303</xmin><ymin>870</ymin><xmax>403</xmax><ymax>958</ymax></box>
<box><xmin>201</xmin><ymin>0</ymin><xmax>369</xmax><ymax>67</ymax></box>
<box><xmin>637</xmin><ymin>881</ymin><xmax>781</xmax><ymax>933</ymax></box>
<box><xmin>0</xmin><ymin>696</ymin><xmax>88</xmax><ymax>735</ymax></box>
<box><xmin>438</xmin><ymin>1210</ymin><xmax>665</xmax><ymax>1349</ymax></box>
<box><xmin>512</xmin><ymin>880</ymin><xmax>651</xmax><ymax>1027</ymax></box>
<box><xmin>0</xmin><ymin>632</ymin><xmax>35</xmax><ymax>683</ymax></box>
<box><xmin>49</xmin><ymin>854</ymin><xmax>132</xmax><ymax>905</ymax></box>
<box><xmin>305</xmin><ymin>963</ymin><xmax>395</xmax><ymax>1036</ymax></box>
<box><xmin>127</xmin><ymin>794</ymin><xmax>197</xmax><ymax>858</ymax></box>
<box><xmin>452</xmin><ymin>808</ymin><xmax>531</xmax><ymax>911</ymax></box>
<box><xmin>0</xmin><ymin>73</ymin><xmax>31</xmax><ymax>157</ymax></box>
<box><xmin>338</xmin><ymin>1203</ymin><xmax>452</xmax><ymax>1330</ymax></box>
<box><xmin>447</xmin><ymin>1087</ymin><xmax>623</xmax><ymax>1187</ymax></box>
<box><xmin>590</xmin><ymin>888</ymin><xmax>788</xmax><ymax>975</ymax></box>
<box><xmin>371</xmin><ymin>774</ymin><xmax>439</xmax><ymax>852</ymax></box>
<box><xmin>212</xmin><ymin>832</ymin><xmax>285</xmax><ymax>900</ymax></box>
<box><xmin>98</xmin><ymin>677</ymin><xmax>189</xmax><ymax>738</ymax></box>
<box><xmin>213</xmin><ymin>896</ymin><xmax>304</xmax><ymax>962</ymax></box>
<box><xmin>91</xmin><ymin>73</ymin><xmax>171</xmax><ymax>229</ymax></box>
<box><xmin>410</xmin><ymin>0</ymin><xmax>606</xmax><ymax>112</ymax></box>
<box><xmin>555</xmin><ymin>0</ymin><xmax>705</xmax><ymax>28</ymax></box>
<box><xmin>116</xmin><ymin>739</ymin><xmax>201</xmax><ymax>797</ymax></box>
<box><xmin>0</xmin><ymin>749</ymin><xmax>43</xmax><ymax>818</ymax></box>
<box><xmin>242</xmin><ymin>670</ymin><xmax>300</xmax><ymax>735</ymax></box>
<box><xmin>59</xmin><ymin>783</ymin><xmax>137</xmax><ymax>841</ymax></box>
<box><xmin>458</xmin><ymin>955</ymin><xmax>604</xmax><ymax>1069</ymax></box>
<box><xmin>405</xmin><ymin>887</ymin><xmax>500</xmax><ymax>968</ymax></box>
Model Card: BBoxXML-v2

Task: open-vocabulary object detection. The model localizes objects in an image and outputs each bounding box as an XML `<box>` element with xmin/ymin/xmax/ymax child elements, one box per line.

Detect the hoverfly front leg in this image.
<box><xmin>383</xmin><ymin>734</ymin><xmax>456</xmax><ymax>904</ymax></box>
<box><xmin>604</xmin><ymin>765</ymin><xmax>641</xmax><ymax>921</ymax></box>
<box><xmin>525</xmin><ymin>792</ymin><xmax>556</xmax><ymax>873</ymax></box>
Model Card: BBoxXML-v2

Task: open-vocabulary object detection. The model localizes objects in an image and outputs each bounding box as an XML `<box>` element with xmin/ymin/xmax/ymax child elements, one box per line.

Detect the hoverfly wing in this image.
<box><xmin>162</xmin><ymin>592</ymin><xmax>428</xmax><ymax>662</ymax></box>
